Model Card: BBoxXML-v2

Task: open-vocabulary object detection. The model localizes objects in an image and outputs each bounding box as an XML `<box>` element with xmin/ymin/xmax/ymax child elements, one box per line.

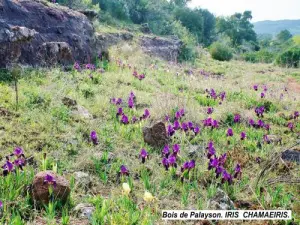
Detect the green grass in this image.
<box><xmin>0</xmin><ymin>45</ymin><xmax>299</xmax><ymax>224</ymax></box>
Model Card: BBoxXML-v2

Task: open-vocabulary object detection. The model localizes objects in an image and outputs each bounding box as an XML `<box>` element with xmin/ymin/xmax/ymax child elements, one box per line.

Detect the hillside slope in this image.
<box><xmin>254</xmin><ymin>19</ymin><xmax>300</xmax><ymax>36</ymax></box>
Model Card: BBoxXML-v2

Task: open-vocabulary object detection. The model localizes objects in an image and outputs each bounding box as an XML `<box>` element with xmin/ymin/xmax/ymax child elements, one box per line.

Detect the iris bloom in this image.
<box><xmin>240</xmin><ymin>131</ymin><xmax>246</xmax><ymax>140</ymax></box>
<box><xmin>207</xmin><ymin>146</ymin><xmax>215</xmax><ymax>159</ymax></box>
<box><xmin>144</xmin><ymin>191</ymin><xmax>155</xmax><ymax>202</ymax></box>
<box><xmin>221</xmin><ymin>170</ymin><xmax>233</xmax><ymax>184</ymax></box>
<box><xmin>162</xmin><ymin>157</ymin><xmax>169</xmax><ymax>170</ymax></box>
<box><xmin>139</xmin><ymin>149</ymin><xmax>148</xmax><ymax>163</ymax></box>
<box><xmin>188</xmin><ymin>121</ymin><xmax>194</xmax><ymax>130</ymax></box>
<box><xmin>257</xmin><ymin>120</ymin><xmax>264</xmax><ymax>128</ymax></box>
<box><xmin>121</xmin><ymin>114</ymin><xmax>129</xmax><ymax>124</ymax></box>
<box><xmin>226</xmin><ymin>128</ymin><xmax>233</xmax><ymax>137</ymax></box>
<box><xmin>249</xmin><ymin>119</ymin><xmax>255</xmax><ymax>127</ymax></box>
<box><xmin>264</xmin><ymin>124</ymin><xmax>270</xmax><ymax>131</ymax></box>
<box><xmin>194</xmin><ymin>126</ymin><xmax>200</xmax><ymax>135</ymax></box>
<box><xmin>44</xmin><ymin>174</ymin><xmax>57</xmax><ymax>187</ymax></box>
<box><xmin>90</xmin><ymin>131</ymin><xmax>98</xmax><ymax>145</ymax></box>
<box><xmin>215</xmin><ymin>166</ymin><xmax>223</xmax><ymax>178</ymax></box>
<box><xmin>219</xmin><ymin>91</ymin><xmax>226</xmax><ymax>102</ymax></box>
<box><xmin>263</xmin><ymin>135</ymin><xmax>270</xmax><ymax>144</ymax></box>
<box><xmin>165</xmin><ymin>115</ymin><xmax>170</xmax><ymax>121</ymax></box>
<box><xmin>168</xmin><ymin>155</ymin><xmax>177</xmax><ymax>167</ymax></box>
<box><xmin>131</xmin><ymin>116</ymin><xmax>138</xmax><ymax>124</ymax></box>
<box><xmin>73</xmin><ymin>62</ymin><xmax>81</xmax><ymax>71</ymax></box>
<box><xmin>128</xmin><ymin>97</ymin><xmax>134</xmax><ymax>108</ymax></box>
<box><xmin>141</xmin><ymin>109</ymin><xmax>150</xmax><ymax>120</ymax></box>
<box><xmin>212</xmin><ymin>120</ymin><xmax>219</xmax><ymax>129</ymax></box>
<box><xmin>175</xmin><ymin>111</ymin><xmax>181</xmax><ymax>120</ymax></box>
<box><xmin>122</xmin><ymin>183</ymin><xmax>131</xmax><ymax>196</ymax></box>
<box><xmin>181</xmin><ymin>122</ymin><xmax>188</xmax><ymax>132</ymax></box>
<box><xmin>287</xmin><ymin>122</ymin><xmax>294</xmax><ymax>131</ymax></box>
<box><xmin>218</xmin><ymin>153</ymin><xmax>227</xmax><ymax>166</ymax></box>
<box><xmin>208</xmin><ymin>157</ymin><xmax>218</xmax><ymax>170</ymax></box>
<box><xmin>0</xmin><ymin>200</ymin><xmax>2</xmax><ymax>208</ymax></box>
<box><xmin>116</xmin><ymin>107</ymin><xmax>123</xmax><ymax>117</ymax></box>
<box><xmin>234</xmin><ymin>114</ymin><xmax>241</xmax><ymax>123</ymax></box>
<box><xmin>188</xmin><ymin>160</ymin><xmax>195</xmax><ymax>169</ymax></box>
<box><xmin>261</xmin><ymin>92</ymin><xmax>265</xmax><ymax>98</ymax></box>
<box><xmin>233</xmin><ymin>163</ymin><xmax>242</xmax><ymax>178</ymax></box>
<box><xmin>120</xmin><ymin>165</ymin><xmax>129</xmax><ymax>176</ymax></box>
<box><xmin>255</xmin><ymin>106</ymin><xmax>265</xmax><ymax>117</ymax></box>
<box><xmin>181</xmin><ymin>161</ymin><xmax>190</xmax><ymax>172</ymax></box>
<box><xmin>263</xmin><ymin>85</ymin><xmax>268</xmax><ymax>92</ymax></box>
<box><xmin>294</xmin><ymin>111</ymin><xmax>299</xmax><ymax>119</ymax></box>
<box><xmin>13</xmin><ymin>147</ymin><xmax>24</xmax><ymax>157</ymax></box>
<box><xmin>173</xmin><ymin>120</ymin><xmax>180</xmax><ymax>130</ymax></box>
<box><xmin>253</xmin><ymin>84</ymin><xmax>258</xmax><ymax>91</ymax></box>
<box><xmin>207</xmin><ymin>107</ymin><xmax>214</xmax><ymax>114</ymax></box>
<box><xmin>179</xmin><ymin>108</ymin><xmax>185</xmax><ymax>117</ymax></box>
<box><xmin>162</xmin><ymin>145</ymin><xmax>170</xmax><ymax>159</ymax></box>
<box><xmin>167</xmin><ymin>125</ymin><xmax>175</xmax><ymax>136</ymax></box>
<box><xmin>2</xmin><ymin>161</ymin><xmax>14</xmax><ymax>176</ymax></box>
<box><xmin>173</xmin><ymin>144</ymin><xmax>180</xmax><ymax>155</ymax></box>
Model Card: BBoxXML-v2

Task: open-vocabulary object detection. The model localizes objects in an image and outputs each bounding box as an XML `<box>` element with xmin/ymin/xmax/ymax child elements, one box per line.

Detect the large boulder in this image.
<box><xmin>0</xmin><ymin>0</ymin><xmax>95</xmax><ymax>67</ymax></box>
<box><xmin>32</xmin><ymin>171</ymin><xmax>70</xmax><ymax>205</ymax></box>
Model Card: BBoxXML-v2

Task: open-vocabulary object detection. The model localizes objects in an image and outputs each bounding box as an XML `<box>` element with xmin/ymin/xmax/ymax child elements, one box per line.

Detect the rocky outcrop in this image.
<box><xmin>95</xmin><ymin>32</ymin><xmax>134</xmax><ymax>52</ymax></box>
<box><xmin>140</xmin><ymin>36</ymin><xmax>182</xmax><ymax>62</ymax></box>
<box><xmin>0</xmin><ymin>0</ymin><xmax>94</xmax><ymax>67</ymax></box>
<box><xmin>143</xmin><ymin>122</ymin><xmax>169</xmax><ymax>148</ymax></box>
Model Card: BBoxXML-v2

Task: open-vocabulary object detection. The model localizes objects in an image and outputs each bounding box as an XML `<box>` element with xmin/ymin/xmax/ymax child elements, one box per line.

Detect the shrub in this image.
<box><xmin>243</xmin><ymin>50</ymin><xmax>275</xmax><ymax>63</ymax></box>
<box><xmin>209</xmin><ymin>42</ymin><xmax>233</xmax><ymax>61</ymax></box>
<box><xmin>275</xmin><ymin>46</ymin><xmax>300</xmax><ymax>68</ymax></box>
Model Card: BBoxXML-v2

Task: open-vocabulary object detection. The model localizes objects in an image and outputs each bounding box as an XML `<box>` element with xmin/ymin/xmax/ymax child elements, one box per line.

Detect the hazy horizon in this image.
<box><xmin>189</xmin><ymin>0</ymin><xmax>300</xmax><ymax>22</ymax></box>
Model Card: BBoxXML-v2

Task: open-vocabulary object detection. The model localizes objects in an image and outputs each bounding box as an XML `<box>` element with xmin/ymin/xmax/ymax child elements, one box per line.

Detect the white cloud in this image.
<box><xmin>188</xmin><ymin>0</ymin><xmax>300</xmax><ymax>22</ymax></box>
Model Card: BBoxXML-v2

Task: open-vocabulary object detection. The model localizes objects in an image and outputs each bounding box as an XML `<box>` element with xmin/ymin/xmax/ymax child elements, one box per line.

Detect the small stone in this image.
<box><xmin>32</xmin><ymin>171</ymin><xmax>70</xmax><ymax>205</ymax></box>
<box><xmin>74</xmin><ymin>203</ymin><xmax>95</xmax><ymax>220</ymax></box>
<box><xmin>281</xmin><ymin>149</ymin><xmax>300</xmax><ymax>164</ymax></box>
<box><xmin>73</xmin><ymin>105</ymin><xmax>93</xmax><ymax>119</ymax></box>
<box><xmin>62</xmin><ymin>97</ymin><xmax>77</xmax><ymax>108</ymax></box>
<box><xmin>207</xmin><ymin>188</ymin><xmax>234</xmax><ymax>210</ymax></box>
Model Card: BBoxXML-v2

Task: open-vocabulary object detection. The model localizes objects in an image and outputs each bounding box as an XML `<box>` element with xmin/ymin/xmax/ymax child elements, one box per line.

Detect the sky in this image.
<box><xmin>188</xmin><ymin>0</ymin><xmax>300</xmax><ymax>22</ymax></box>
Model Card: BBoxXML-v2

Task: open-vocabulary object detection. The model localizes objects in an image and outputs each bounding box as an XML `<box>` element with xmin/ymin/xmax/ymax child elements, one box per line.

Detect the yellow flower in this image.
<box><xmin>143</xmin><ymin>191</ymin><xmax>155</xmax><ymax>202</ymax></box>
<box><xmin>122</xmin><ymin>183</ymin><xmax>131</xmax><ymax>195</ymax></box>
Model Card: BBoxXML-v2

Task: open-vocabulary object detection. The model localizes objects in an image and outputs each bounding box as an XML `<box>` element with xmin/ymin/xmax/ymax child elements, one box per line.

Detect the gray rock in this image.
<box><xmin>74</xmin><ymin>203</ymin><xmax>95</xmax><ymax>220</ymax></box>
<box><xmin>74</xmin><ymin>171</ymin><xmax>91</xmax><ymax>189</ymax></box>
<box><xmin>207</xmin><ymin>188</ymin><xmax>235</xmax><ymax>210</ymax></box>
<box><xmin>188</xmin><ymin>145</ymin><xmax>205</xmax><ymax>158</ymax></box>
<box><xmin>281</xmin><ymin>150</ymin><xmax>300</xmax><ymax>164</ymax></box>
<box><xmin>143</xmin><ymin>122</ymin><xmax>170</xmax><ymax>148</ymax></box>
<box><xmin>140</xmin><ymin>36</ymin><xmax>182</xmax><ymax>61</ymax></box>
<box><xmin>62</xmin><ymin>97</ymin><xmax>77</xmax><ymax>108</ymax></box>
<box><xmin>72</xmin><ymin>105</ymin><xmax>93</xmax><ymax>119</ymax></box>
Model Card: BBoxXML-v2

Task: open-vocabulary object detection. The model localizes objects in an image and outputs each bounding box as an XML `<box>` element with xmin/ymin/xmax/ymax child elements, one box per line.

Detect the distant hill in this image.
<box><xmin>253</xmin><ymin>20</ymin><xmax>300</xmax><ymax>36</ymax></box>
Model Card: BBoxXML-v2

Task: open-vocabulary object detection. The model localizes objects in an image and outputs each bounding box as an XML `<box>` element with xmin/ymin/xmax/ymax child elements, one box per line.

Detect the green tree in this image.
<box><xmin>216</xmin><ymin>11</ymin><xmax>257</xmax><ymax>46</ymax></box>
<box><xmin>276</xmin><ymin>29</ymin><xmax>293</xmax><ymax>43</ymax></box>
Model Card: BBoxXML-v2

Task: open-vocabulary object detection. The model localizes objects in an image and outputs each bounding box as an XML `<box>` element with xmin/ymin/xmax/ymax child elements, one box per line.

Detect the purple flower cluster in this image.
<box><xmin>233</xmin><ymin>114</ymin><xmax>241</xmax><ymax>123</ymax></box>
<box><xmin>128</xmin><ymin>92</ymin><xmax>135</xmax><ymax>109</ymax></box>
<box><xmin>161</xmin><ymin>144</ymin><xmax>181</xmax><ymax>170</ymax></box>
<box><xmin>255</xmin><ymin>106</ymin><xmax>265</xmax><ymax>117</ymax></box>
<box><xmin>90</xmin><ymin>131</ymin><xmax>99</xmax><ymax>145</ymax></box>
<box><xmin>205</xmin><ymin>89</ymin><xmax>226</xmax><ymax>104</ymax></box>
<box><xmin>248</xmin><ymin>118</ymin><xmax>270</xmax><ymax>130</ymax></box>
<box><xmin>133</xmin><ymin>70</ymin><xmax>146</xmax><ymax>80</ymax></box>
<box><xmin>110</xmin><ymin>98</ymin><xmax>123</xmax><ymax>105</ymax></box>
<box><xmin>73</xmin><ymin>62</ymin><xmax>81</xmax><ymax>71</ymax></box>
<box><xmin>253</xmin><ymin>84</ymin><xmax>268</xmax><ymax>98</ymax></box>
<box><xmin>206</xmin><ymin>141</ymin><xmax>241</xmax><ymax>184</ymax></box>
<box><xmin>203</xmin><ymin>117</ymin><xmax>219</xmax><ymax>129</ymax></box>
<box><xmin>2</xmin><ymin>147</ymin><xmax>26</xmax><ymax>176</ymax></box>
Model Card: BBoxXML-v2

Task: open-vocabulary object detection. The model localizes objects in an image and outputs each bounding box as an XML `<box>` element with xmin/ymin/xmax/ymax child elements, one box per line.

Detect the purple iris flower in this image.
<box><xmin>173</xmin><ymin>120</ymin><xmax>181</xmax><ymax>130</ymax></box>
<box><xmin>162</xmin><ymin>158</ymin><xmax>169</xmax><ymax>170</ymax></box>
<box><xmin>212</xmin><ymin>120</ymin><xmax>219</xmax><ymax>129</ymax></box>
<box><xmin>188</xmin><ymin>121</ymin><xmax>194</xmax><ymax>130</ymax></box>
<box><xmin>253</xmin><ymin>84</ymin><xmax>258</xmax><ymax>91</ymax></box>
<box><xmin>13</xmin><ymin>147</ymin><xmax>23</xmax><ymax>157</ymax></box>
<box><xmin>44</xmin><ymin>174</ymin><xmax>57</xmax><ymax>187</ymax></box>
<box><xmin>0</xmin><ymin>200</ymin><xmax>2</xmax><ymax>208</ymax></box>
<box><xmin>131</xmin><ymin>116</ymin><xmax>138</xmax><ymax>124</ymax></box>
<box><xmin>234</xmin><ymin>114</ymin><xmax>241</xmax><ymax>123</ymax></box>
<box><xmin>208</xmin><ymin>157</ymin><xmax>218</xmax><ymax>170</ymax></box>
<box><xmin>240</xmin><ymin>131</ymin><xmax>246</xmax><ymax>140</ymax></box>
<box><xmin>133</xmin><ymin>71</ymin><xmax>138</xmax><ymax>77</ymax></box>
<box><xmin>264</xmin><ymin>124</ymin><xmax>270</xmax><ymax>131</ymax></box>
<box><xmin>90</xmin><ymin>131</ymin><xmax>98</xmax><ymax>145</ymax></box>
<box><xmin>256</xmin><ymin>157</ymin><xmax>262</xmax><ymax>164</ymax></box>
<box><xmin>263</xmin><ymin>135</ymin><xmax>270</xmax><ymax>144</ymax></box>
<box><xmin>120</xmin><ymin>165</ymin><xmax>129</xmax><ymax>176</ymax></box>
<box><xmin>257</xmin><ymin>119</ymin><xmax>264</xmax><ymax>128</ymax></box>
<box><xmin>139</xmin><ymin>149</ymin><xmax>148</xmax><ymax>163</ymax></box>
<box><xmin>218</xmin><ymin>153</ymin><xmax>227</xmax><ymax>166</ymax></box>
<box><xmin>261</xmin><ymin>92</ymin><xmax>265</xmax><ymax>98</ymax></box>
<box><xmin>249</xmin><ymin>118</ymin><xmax>255</xmax><ymax>127</ymax></box>
<box><xmin>175</xmin><ymin>111</ymin><xmax>181</xmax><ymax>120</ymax></box>
<box><xmin>188</xmin><ymin>160</ymin><xmax>195</xmax><ymax>169</ymax></box>
<box><xmin>116</xmin><ymin>107</ymin><xmax>123</xmax><ymax>117</ymax></box>
<box><xmin>168</xmin><ymin>155</ymin><xmax>177</xmax><ymax>167</ymax></box>
<box><xmin>233</xmin><ymin>163</ymin><xmax>242</xmax><ymax>178</ymax></box>
<box><xmin>194</xmin><ymin>126</ymin><xmax>200</xmax><ymax>135</ymax></box>
<box><xmin>209</xmin><ymin>89</ymin><xmax>217</xmax><ymax>99</ymax></box>
<box><xmin>73</xmin><ymin>62</ymin><xmax>81</xmax><ymax>71</ymax></box>
<box><xmin>138</xmin><ymin>74</ymin><xmax>145</xmax><ymax>80</ymax></box>
<box><xmin>263</xmin><ymin>85</ymin><xmax>267</xmax><ymax>92</ymax></box>
<box><xmin>255</xmin><ymin>106</ymin><xmax>265</xmax><ymax>117</ymax></box>
<box><xmin>3</xmin><ymin>161</ymin><xmax>14</xmax><ymax>175</ymax></box>
<box><xmin>165</xmin><ymin>115</ymin><xmax>170</xmax><ymax>121</ymax></box>
<box><xmin>141</xmin><ymin>109</ymin><xmax>150</xmax><ymax>120</ymax></box>
<box><xmin>173</xmin><ymin>144</ymin><xmax>180</xmax><ymax>156</ymax></box>
<box><xmin>207</xmin><ymin>107</ymin><xmax>214</xmax><ymax>114</ymax></box>
<box><xmin>294</xmin><ymin>111</ymin><xmax>299</xmax><ymax>119</ymax></box>
<box><xmin>179</xmin><ymin>108</ymin><xmax>185</xmax><ymax>117</ymax></box>
<box><xmin>14</xmin><ymin>158</ymin><xmax>25</xmax><ymax>167</ymax></box>
<box><xmin>221</xmin><ymin>170</ymin><xmax>233</xmax><ymax>184</ymax></box>
<box><xmin>219</xmin><ymin>91</ymin><xmax>226</xmax><ymax>101</ymax></box>
<box><xmin>207</xmin><ymin>146</ymin><xmax>216</xmax><ymax>159</ymax></box>
<box><xmin>226</xmin><ymin>128</ymin><xmax>234</xmax><ymax>137</ymax></box>
<box><xmin>181</xmin><ymin>161</ymin><xmax>190</xmax><ymax>172</ymax></box>
<box><xmin>215</xmin><ymin>166</ymin><xmax>223</xmax><ymax>178</ymax></box>
<box><xmin>181</xmin><ymin>122</ymin><xmax>189</xmax><ymax>132</ymax></box>
<box><xmin>162</xmin><ymin>145</ymin><xmax>170</xmax><ymax>157</ymax></box>
<box><xmin>167</xmin><ymin>125</ymin><xmax>175</xmax><ymax>136</ymax></box>
<box><xmin>128</xmin><ymin>97</ymin><xmax>134</xmax><ymax>108</ymax></box>
<box><xmin>287</xmin><ymin>122</ymin><xmax>294</xmax><ymax>131</ymax></box>
<box><xmin>85</xmin><ymin>63</ymin><xmax>95</xmax><ymax>70</ymax></box>
<box><xmin>121</xmin><ymin>114</ymin><xmax>129</xmax><ymax>124</ymax></box>
<box><xmin>203</xmin><ymin>117</ymin><xmax>212</xmax><ymax>127</ymax></box>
